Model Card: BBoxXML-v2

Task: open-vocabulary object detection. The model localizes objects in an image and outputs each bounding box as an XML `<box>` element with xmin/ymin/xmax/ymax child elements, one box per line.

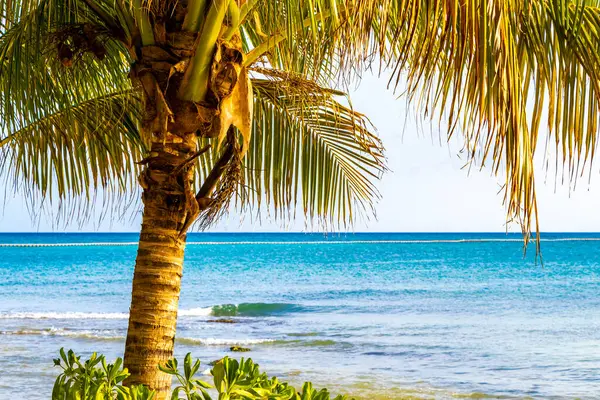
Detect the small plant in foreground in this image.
<box><xmin>158</xmin><ymin>354</ymin><xmax>212</xmax><ymax>400</ymax></box>
<box><xmin>52</xmin><ymin>348</ymin><xmax>154</xmax><ymax>400</ymax></box>
<box><xmin>52</xmin><ymin>349</ymin><xmax>350</xmax><ymax>400</ymax></box>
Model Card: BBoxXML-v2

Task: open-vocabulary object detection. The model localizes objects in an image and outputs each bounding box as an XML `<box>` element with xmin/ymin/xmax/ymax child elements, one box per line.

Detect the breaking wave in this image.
<box><xmin>0</xmin><ymin>303</ymin><xmax>300</xmax><ymax>321</ymax></box>
<box><xmin>208</xmin><ymin>303</ymin><xmax>301</xmax><ymax>317</ymax></box>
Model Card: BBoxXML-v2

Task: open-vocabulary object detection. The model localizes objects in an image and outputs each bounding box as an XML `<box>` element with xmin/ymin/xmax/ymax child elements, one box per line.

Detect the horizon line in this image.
<box><xmin>2</xmin><ymin>231</ymin><xmax>600</xmax><ymax>234</ymax></box>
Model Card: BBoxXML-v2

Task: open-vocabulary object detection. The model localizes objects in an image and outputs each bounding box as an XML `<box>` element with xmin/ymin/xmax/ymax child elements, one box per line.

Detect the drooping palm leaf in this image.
<box><xmin>0</xmin><ymin>0</ymin><xmax>133</xmax><ymax>131</ymax></box>
<box><xmin>385</xmin><ymin>0</ymin><xmax>539</xmax><ymax>241</ymax></box>
<box><xmin>0</xmin><ymin>0</ymin><xmax>141</xmax><ymax>220</ymax></box>
<box><xmin>370</xmin><ymin>0</ymin><xmax>600</xmax><ymax>247</ymax></box>
<box><xmin>523</xmin><ymin>1</ymin><xmax>600</xmax><ymax>182</ymax></box>
<box><xmin>243</xmin><ymin>69</ymin><xmax>385</xmax><ymax>227</ymax></box>
<box><xmin>0</xmin><ymin>88</ymin><xmax>143</xmax><ymax>222</ymax></box>
<box><xmin>191</xmin><ymin>69</ymin><xmax>385</xmax><ymax>228</ymax></box>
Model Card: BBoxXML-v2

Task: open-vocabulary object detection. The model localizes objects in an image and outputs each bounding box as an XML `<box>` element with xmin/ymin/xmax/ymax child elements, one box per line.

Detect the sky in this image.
<box><xmin>2</xmin><ymin>71</ymin><xmax>600</xmax><ymax>233</ymax></box>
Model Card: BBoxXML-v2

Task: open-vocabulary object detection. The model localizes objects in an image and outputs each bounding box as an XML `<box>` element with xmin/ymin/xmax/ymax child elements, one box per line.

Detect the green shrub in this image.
<box><xmin>52</xmin><ymin>349</ymin><xmax>351</xmax><ymax>400</ymax></box>
<box><xmin>52</xmin><ymin>348</ymin><xmax>154</xmax><ymax>400</ymax></box>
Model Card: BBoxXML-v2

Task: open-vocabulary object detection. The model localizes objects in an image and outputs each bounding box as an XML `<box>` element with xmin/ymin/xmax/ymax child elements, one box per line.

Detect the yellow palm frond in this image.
<box><xmin>191</xmin><ymin>70</ymin><xmax>385</xmax><ymax>228</ymax></box>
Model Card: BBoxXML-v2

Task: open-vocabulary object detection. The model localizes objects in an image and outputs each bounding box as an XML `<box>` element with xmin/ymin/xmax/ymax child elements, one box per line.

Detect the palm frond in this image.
<box><xmin>0</xmin><ymin>0</ymin><xmax>143</xmax><ymax>221</ymax></box>
<box><xmin>523</xmin><ymin>1</ymin><xmax>600</xmax><ymax>183</ymax></box>
<box><xmin>0</xmin><ymin>0</ymin><xmax>133</xmax><ymax>130</ymax></box>
<box><xmin>241</xmin><ymin>0</ymin><xmax>600</xmax><ymax>246</ymax></box>
<box><xmin>238</xmin><ymin>69</ymin><xmax>385</xmax><ymax>227</ymax></box>
<box><xmin>376</xmin><ymin>0</ymin><xmax>600</xmax><ymax>247</ymax></box>
<box><xmin>0</xmin><ymin>88</ymin><xmax>144</xmax><ymax>223</ymax></box>
<box><xmin>240</xmin><ymin>0</ymin><xmax>387</xmax><ymax>86</ymax></box>
<box><xmin>189</xmin><ymin>69</ymin><xmax>385</xmax><ymax>228</ymax></box>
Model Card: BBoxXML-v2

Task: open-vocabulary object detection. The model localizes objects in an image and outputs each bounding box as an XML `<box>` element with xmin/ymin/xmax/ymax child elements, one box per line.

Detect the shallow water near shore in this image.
<box><xmin>1</xmin><ymin>232</ymin><xmax>599</xmax><ymax>399</ymax></box>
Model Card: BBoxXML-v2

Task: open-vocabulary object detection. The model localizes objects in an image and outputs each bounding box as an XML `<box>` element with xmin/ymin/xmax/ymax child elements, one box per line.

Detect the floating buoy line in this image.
<box><xmin>1</xmin><ymin>238</ymin><xmax>599</xmax><ymax>247</ymax></box>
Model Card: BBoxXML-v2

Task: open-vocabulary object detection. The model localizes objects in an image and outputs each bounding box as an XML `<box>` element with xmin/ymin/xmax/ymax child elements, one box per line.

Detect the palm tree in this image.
<box><xmin>0</xmin><ymin>1</ymin><xmax>387</xmax><ymax>397</ymax></box>
<box><xmin>2</xmin><ymin>0</ymin><xmax>600</xmax><ymax>398</ymax></box>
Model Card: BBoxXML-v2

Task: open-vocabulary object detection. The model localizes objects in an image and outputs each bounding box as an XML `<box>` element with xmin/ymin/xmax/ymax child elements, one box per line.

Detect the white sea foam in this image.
<box><xmin>0</xmin><ymin>327</ymin><xmax>123</xmax><ymax>340</ymax></box>
<box><xmin>0</xmin><ymin>328</ymin><xmax>275</xmax><ymax>346</ymax></box>
<box><xmin>0</xmin><ymin>307</ymin><xmax>221</xmax><ymax>320</ymax></box>
<box><xmin>47</xmin><ymin>328</ymin><xmax>123</xmax><ymax>340</ymax></box>
<box><xmin>177</xmin><ymin>337</ymin><xmax>275</xmax><ymax>346</ymax></box>
<box><xmin>179</xmin><ymin>307</ymin><xmax>214</xmax><ymax>317</ymax></box>
<box><xmin>2</xmin><ymin>237</ymin><xmax>600</xmax><ymax>247</ymax></box>
<box><xmin>0</xmin><ymin>311</ymin><xmax>128</xmax><ymax>320</ymax></box>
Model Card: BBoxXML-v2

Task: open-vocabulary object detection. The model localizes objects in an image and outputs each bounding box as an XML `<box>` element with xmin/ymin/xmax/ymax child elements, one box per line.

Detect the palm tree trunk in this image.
<box><xmin>124</xmin><ymin>131</ymin><xmax>198</xmax><ymax>398</ymax></box>
<box><xmin>121</xmin><ymin>6</ymin><xmax>241</xmax><ymax>394</ymax></box>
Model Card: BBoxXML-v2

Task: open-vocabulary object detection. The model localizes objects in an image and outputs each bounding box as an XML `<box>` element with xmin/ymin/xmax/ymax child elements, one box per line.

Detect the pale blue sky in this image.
<box><xmin>2</xmin><ymin>71</ymin><xmax>600</xmax><ymax>232</ymax></box>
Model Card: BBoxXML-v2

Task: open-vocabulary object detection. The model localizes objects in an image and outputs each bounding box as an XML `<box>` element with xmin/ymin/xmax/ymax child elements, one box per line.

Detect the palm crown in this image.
<box><xmin>0</xmin><ymin>0</ymin><xmax>389</xmax><ymax>227</ymax></box>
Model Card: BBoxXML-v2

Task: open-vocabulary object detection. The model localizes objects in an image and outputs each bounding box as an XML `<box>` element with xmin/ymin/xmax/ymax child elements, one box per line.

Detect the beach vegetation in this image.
<box><xmin>52</xmin><ymin>348</ymin><xmax>155</xmax><ymax>400</ymax></box>
<box><xmin>52</xmin><ymin>349</ymin><xmax>350</xmax><ymax>400</ymax></box>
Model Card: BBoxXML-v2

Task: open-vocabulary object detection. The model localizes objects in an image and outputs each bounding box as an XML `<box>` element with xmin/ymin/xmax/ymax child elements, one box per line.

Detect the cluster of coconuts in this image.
<box><xmin>56</xmin><ymin>23</ymin><xmax>107</xmax><ymax>67</ymax></box>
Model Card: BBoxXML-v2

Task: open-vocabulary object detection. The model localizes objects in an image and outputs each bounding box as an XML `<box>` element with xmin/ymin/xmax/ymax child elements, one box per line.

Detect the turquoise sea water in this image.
<box><xmin>0</xmin><ymin>232</ymin><xmax>599</xmax><ymax>399</ymax></box>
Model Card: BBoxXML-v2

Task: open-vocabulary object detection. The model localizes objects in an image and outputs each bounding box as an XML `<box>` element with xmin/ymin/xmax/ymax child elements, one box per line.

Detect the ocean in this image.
<box><xmin>0</xmin><ymin>232</ymin><xmax>599</xmax><ymax>399</ymax></box>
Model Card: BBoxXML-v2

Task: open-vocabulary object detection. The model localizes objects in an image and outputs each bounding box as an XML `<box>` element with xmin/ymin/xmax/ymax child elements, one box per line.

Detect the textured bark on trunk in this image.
<box><xmin>124</xmin><ymin>131</ymin><xmax>197</xmax><ymax>399</ymax></box>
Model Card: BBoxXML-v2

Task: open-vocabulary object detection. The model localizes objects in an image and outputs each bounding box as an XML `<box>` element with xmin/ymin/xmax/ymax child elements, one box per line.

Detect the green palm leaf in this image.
<box><xmin>0</xmin><ymin>88</ymin><xmax>143</xmax><ymax>222</ymax></box>
<box><xmin>246</xmin><ymin>70</ymin><xmax>384</xmax><ymax>226</ymax></box>
<box><xmin>191</xmin><ymin>69</ymin><xmax>385</xmax><ymax>228</ymax></box>
<box><xmin>0</xmin><ymin>0</ymin><xmax>140</xmax><ymax>220</ymax></box>
<box><xmin>371</xmin><ymin>0</ymin><xmax>600</xmax><ymax>247</ymax></box>
<box><xmin>0</xmin><ymin>0</ymin><xmax>133</xmax><ymax>134</ymax></box>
